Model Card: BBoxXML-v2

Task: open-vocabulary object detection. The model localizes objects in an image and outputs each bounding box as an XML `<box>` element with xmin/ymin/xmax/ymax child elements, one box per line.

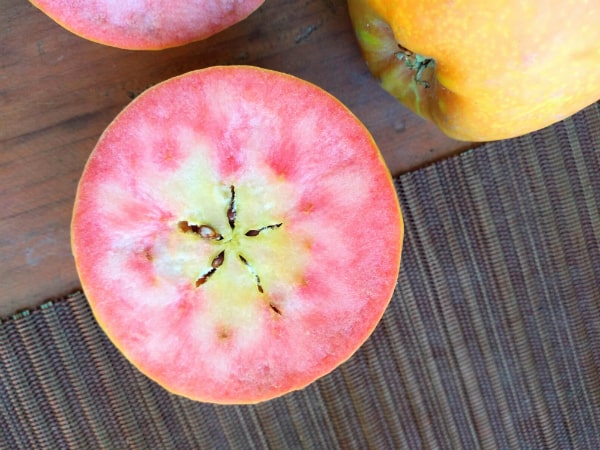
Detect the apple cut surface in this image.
<box><xmin>31</xmin><ymin>0</ymin><xmax>264</xmax><ymax>49</ymax></box>
<box><xmin>71</xmin><ymin>66</ymin><xmax>403</xmax><ymax>404</ymax></box>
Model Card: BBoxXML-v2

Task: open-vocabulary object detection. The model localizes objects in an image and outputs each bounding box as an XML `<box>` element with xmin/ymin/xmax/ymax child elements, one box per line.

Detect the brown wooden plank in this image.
<box><xmin>0</xmin><ymin>0</ymin><xmax>469</xmax><ymax>317</ymax></box>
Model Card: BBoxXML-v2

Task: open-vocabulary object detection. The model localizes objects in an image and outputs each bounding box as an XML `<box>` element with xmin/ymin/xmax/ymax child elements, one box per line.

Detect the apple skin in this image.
<box><xmin>30</xmin><ymin>0</ymin><xmax>264</xmax><ymax>50</ymax></box>
<box><xmin>348</xmin><ymin>0</ymin><xmax>600</xmax><ymax>141</ymax></box>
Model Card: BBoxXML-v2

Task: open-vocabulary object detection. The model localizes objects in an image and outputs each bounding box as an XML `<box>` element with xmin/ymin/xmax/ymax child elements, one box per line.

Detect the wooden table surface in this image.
<box><xmin>0</xmin><ymin>0</ymin><xmax>473</xmax><ymax>317</ymax></box>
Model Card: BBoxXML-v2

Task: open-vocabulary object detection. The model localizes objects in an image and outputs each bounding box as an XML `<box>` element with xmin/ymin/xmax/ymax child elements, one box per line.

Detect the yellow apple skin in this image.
<box><xmin>348</xmin><ymin>0</ymin><xmax>600</xmax><ymax>141</ymax></box>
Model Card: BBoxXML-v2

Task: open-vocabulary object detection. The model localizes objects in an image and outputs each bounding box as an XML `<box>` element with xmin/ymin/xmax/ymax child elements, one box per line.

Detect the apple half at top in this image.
<box><xmin>71</xmin><ymin>66</ymin><xmax>403</xmax><ymax>404</ymax></box>
<box><xmin>31</xmin><ymin>0</ymin><xmax>264</xmax><ymax>49</ymax></box>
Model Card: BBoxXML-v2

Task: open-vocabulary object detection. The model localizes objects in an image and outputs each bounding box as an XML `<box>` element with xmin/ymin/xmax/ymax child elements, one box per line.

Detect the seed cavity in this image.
<box><xmin>245</xmin><ymin>223</ymin><xmax>283</xmax><ymax>237</ymax></box>
<box><xmin>227</xmin><ymin>185</ymin><xmax>236</xmax><ymax>229</ymax></box>
<box><xmin>195</xmin><ymin>268</ymin><xmax>216</xmax><ymax>287</ymax></box>
<box><xmin>239</xmin><ymin>254</ymin><xmax>264</xmax><ymax>294</ymax></box>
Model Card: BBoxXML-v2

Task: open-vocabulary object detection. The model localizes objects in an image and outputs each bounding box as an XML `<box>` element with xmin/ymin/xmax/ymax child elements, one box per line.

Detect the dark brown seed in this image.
<box><xmin>269</xmin><ymin>302</ymin><xmax>282</xmax><ymax>315</ymax></box>
<box><xmin>245</xmin><ymin>223</ymin><xmax>282</xmax><ymax>237</ymax></box>
<box><xmin>212</xmin><ymin>251</ymin><xmax>225</xmax><ymax>269</ymax></box>
<box><xmin>195</xmin><ymin>268</ymin><xmax>216</xmax><ymax>287</ymax></box>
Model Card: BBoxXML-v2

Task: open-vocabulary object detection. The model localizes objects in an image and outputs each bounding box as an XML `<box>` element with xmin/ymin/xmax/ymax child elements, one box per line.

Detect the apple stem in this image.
<box><xmin>395</xmin><ymin>44</ymin><xmax>434</xmax><ymax>88</ymax></box>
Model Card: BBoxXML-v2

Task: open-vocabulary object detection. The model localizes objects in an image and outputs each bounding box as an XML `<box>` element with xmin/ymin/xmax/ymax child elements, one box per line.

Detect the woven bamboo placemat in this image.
<box><xmin>2</xmin><ymin>103</ymin><xmax>599</xmax><ymax>449</ymax></box>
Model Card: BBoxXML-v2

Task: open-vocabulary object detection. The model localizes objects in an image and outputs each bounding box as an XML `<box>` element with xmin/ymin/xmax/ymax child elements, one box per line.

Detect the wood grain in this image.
<box><xmin>0</xmin><ymin>0</ymin><xmax>470</xmax><ymax>317</ymax></box>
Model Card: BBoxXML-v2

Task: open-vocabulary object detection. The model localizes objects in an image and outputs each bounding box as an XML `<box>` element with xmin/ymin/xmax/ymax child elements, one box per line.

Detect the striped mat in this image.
<box><xmin>1</xmin><ymin>102</ymin><xmax>599</xmax><ymax>449</ymax></box>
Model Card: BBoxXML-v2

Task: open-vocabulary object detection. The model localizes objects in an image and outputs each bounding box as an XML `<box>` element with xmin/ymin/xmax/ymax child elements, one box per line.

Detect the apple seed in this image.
<box><xmin>245</xmin><ymin>223</ymin><xmax>283</xmax><ymax>236</ymax></box>
<box><xmin>178</xmin><ymin>221</ymin><xmax>223</xmax><ymax>240</ymax></box>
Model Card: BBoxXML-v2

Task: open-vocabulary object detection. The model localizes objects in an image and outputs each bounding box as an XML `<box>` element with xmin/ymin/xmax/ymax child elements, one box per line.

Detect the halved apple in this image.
<box><xmin>31</xmin><ymin>0</ymin><xmax>264</xmax><ymax>49</ymax></box>
<box><xmin>71</xmin><ymin>66</ymin><xmax>403</xmax><ymax>404</ymax></box>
